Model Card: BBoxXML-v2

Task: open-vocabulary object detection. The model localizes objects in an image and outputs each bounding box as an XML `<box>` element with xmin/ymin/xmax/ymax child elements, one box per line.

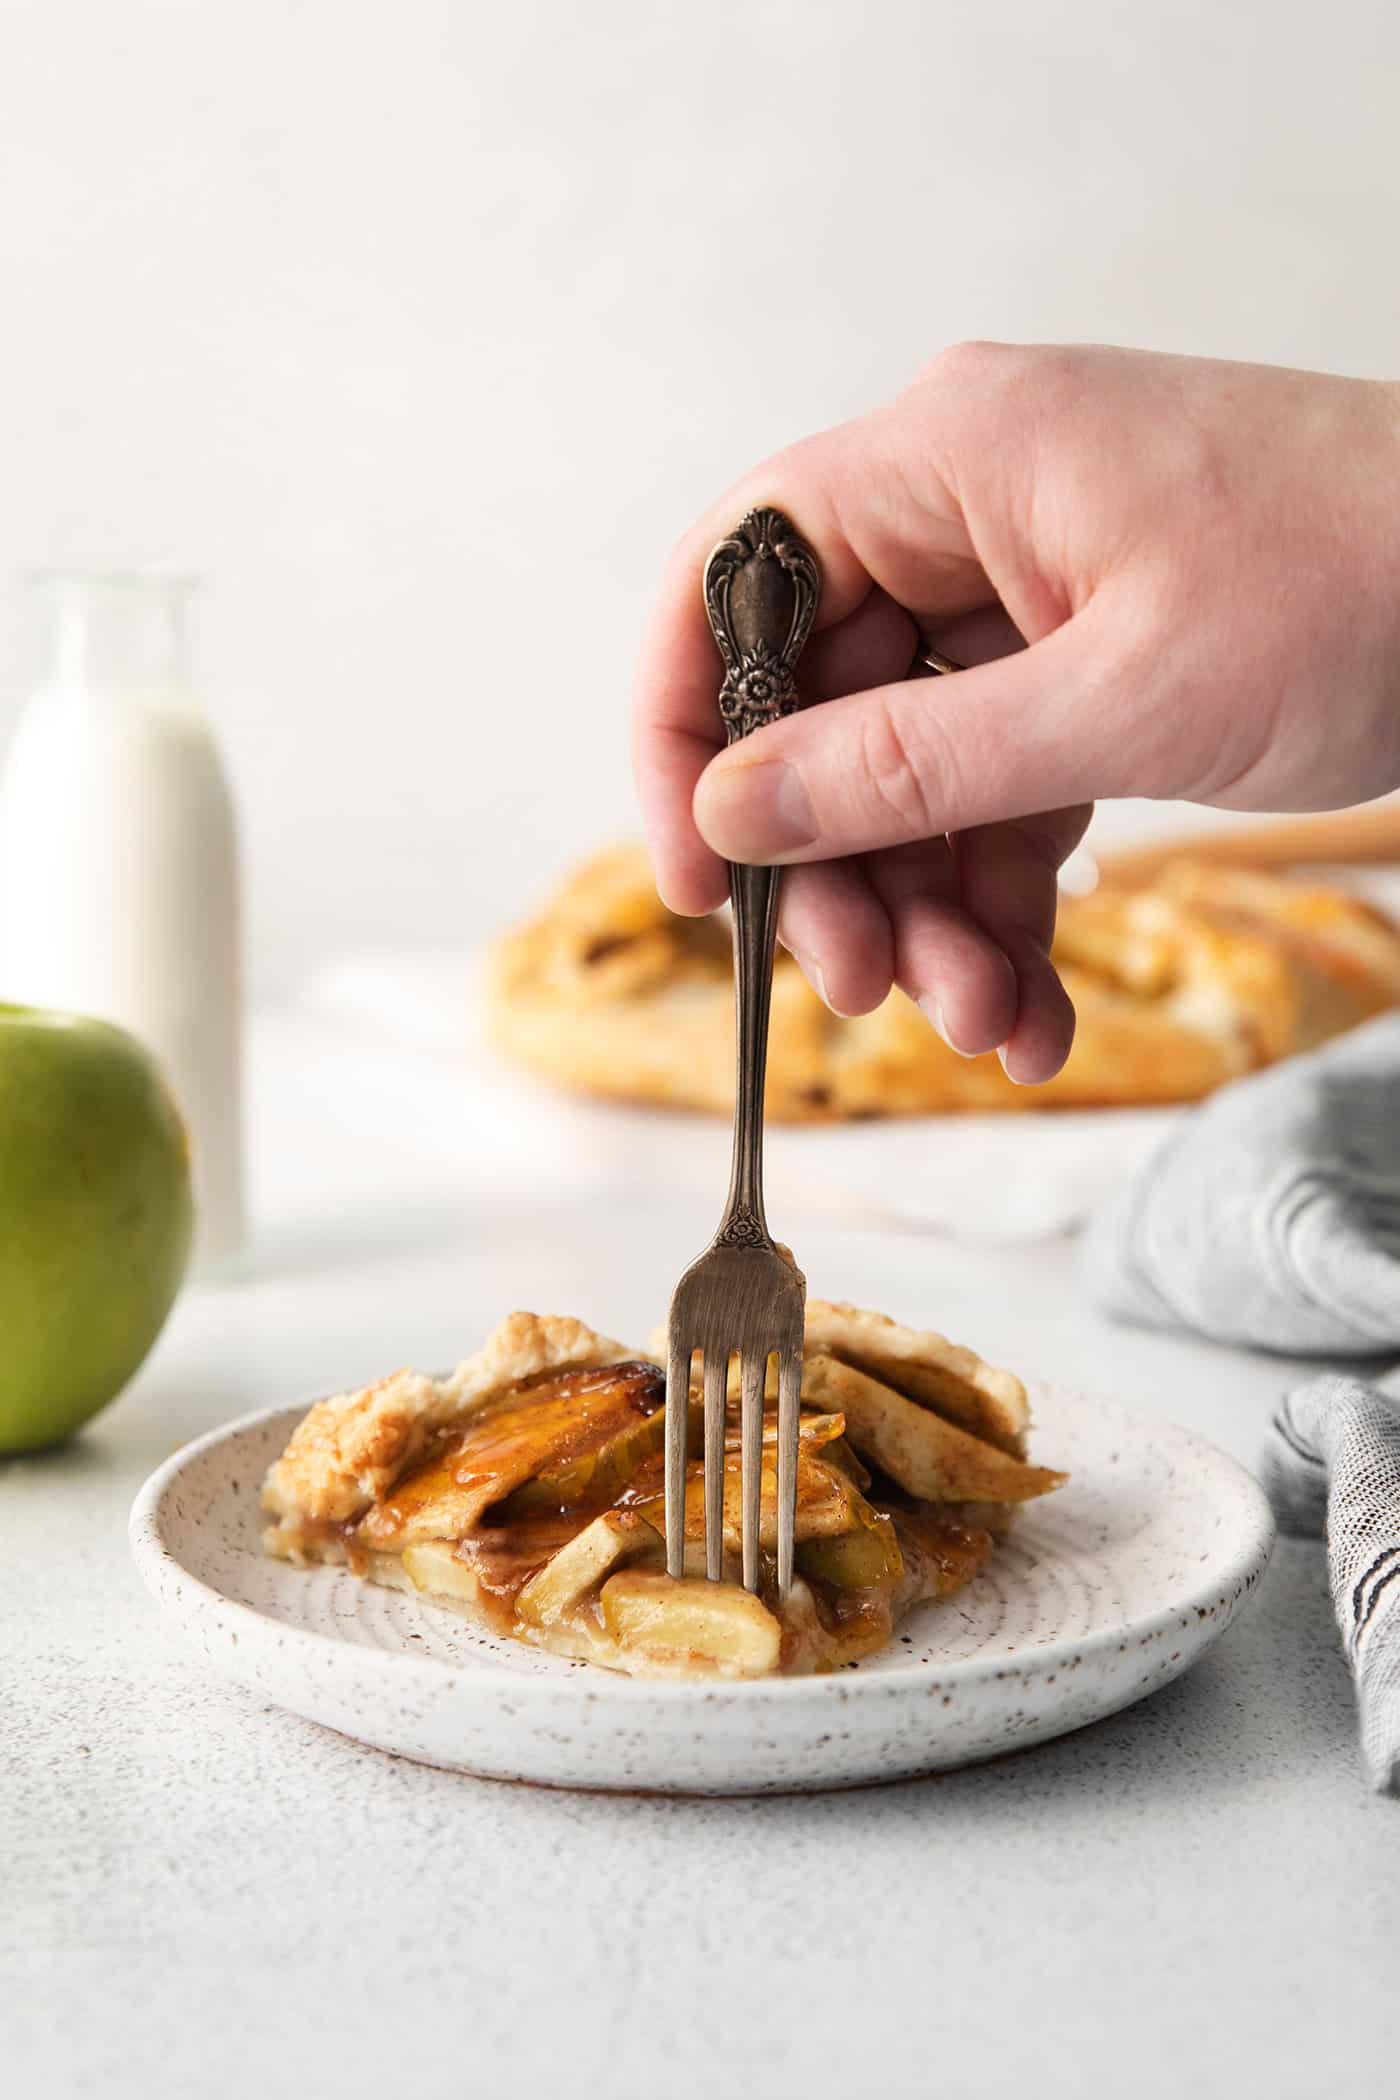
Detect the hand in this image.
<box><xmin>632</xmin><ymin>345</ymin><xmax>1400</xmax><ymax>1081</ymax></box>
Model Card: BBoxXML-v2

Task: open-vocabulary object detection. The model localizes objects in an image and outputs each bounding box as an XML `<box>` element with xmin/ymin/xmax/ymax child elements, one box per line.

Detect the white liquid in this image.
<box><xmin>0</xmin><ymin>582</ymin><xmax>244</xmax><ymax>1271</ymax></box>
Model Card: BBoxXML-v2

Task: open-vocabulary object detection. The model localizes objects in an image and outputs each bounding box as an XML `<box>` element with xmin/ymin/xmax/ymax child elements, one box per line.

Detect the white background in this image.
<box><xmin>1</xmin><ymin>0</ymin><xmax>1398</xmax><ymax>992</ymax></box>
<box><xmin>6</xmin><ymin>19</ymin><xmax>1400</xmax><ymax>2081</ymax></box>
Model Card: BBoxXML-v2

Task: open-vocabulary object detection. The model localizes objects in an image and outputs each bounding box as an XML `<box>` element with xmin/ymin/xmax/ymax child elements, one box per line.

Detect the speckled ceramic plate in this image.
<box><xmin>129</xmin><ymin>1384</ymin><xmax>1274</xmax><ymax>1794</ymax></box>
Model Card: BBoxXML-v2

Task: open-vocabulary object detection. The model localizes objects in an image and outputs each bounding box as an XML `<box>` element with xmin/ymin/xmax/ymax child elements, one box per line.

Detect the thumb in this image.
<box><xmin>692</xmin><ymin>608</ymin><xmax>1129</xmax><ymax>863</ymax></box>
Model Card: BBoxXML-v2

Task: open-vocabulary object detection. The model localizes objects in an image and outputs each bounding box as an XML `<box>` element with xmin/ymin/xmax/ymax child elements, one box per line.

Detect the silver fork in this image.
<box><xmin>663</xmin><ymin>506</ymin><xmax>822</xmax><ymax>1602</ymax></box>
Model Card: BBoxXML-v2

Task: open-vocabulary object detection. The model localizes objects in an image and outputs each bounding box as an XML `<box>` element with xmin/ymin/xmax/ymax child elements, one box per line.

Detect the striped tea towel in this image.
<box><xmin>1082</xmin><ymin>1013</ymin><xmax>1400</xmax><ymax>1790</ymax></box>
<box><xmin>1263</xmin><ymin>1376</ymin><xmax>1400</xmax><ymax>1793</ymax></box>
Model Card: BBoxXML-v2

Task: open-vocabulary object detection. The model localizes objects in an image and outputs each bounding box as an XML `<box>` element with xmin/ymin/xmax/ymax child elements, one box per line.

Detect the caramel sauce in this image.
<box><xmin>582</xmin><ymin>931</ymin><xmax>640</xmax><ymax>965</ymax></box>
<box><xmin>803</xmin><ymin>1582</ymin><xmax>894</xmax><ymax>1658</ymax></box>
<box><xmin>271</xmin><ymin>1512</ymin><xmax>371</xmax><ymax>1574</ymax></box>
<box><xmin>368</xmin><ymin>1361</ymin><xmax>662</xmax><ymax>1541</ymax></box>
<box><xmin>895</xmin><ymin>1506</ymin><xmax>995</xmax><ymax>1595</ymax></box>
<box><xmin>616</xmin><ymin>1449</ymin><xmax>666</xmax><ymax>1507</ymax></box>
<box><xmin>339</xmin><ymin>1520</ymin><xmax>370</xmax><ymax>1577</ymax></box>
<box><xmin>453</xmin><ymin>1511</ymin><xmax>596</xmax><ymax>1625</ymax></box>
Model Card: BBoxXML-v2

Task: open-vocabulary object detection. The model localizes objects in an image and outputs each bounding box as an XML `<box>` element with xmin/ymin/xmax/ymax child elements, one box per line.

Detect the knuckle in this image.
<box><xmin>908</xmin><ymin>341</ymin><xmax>1078</xmax><ymax>469</ymax></box>
<box><xmin>855</xmin><ymin>695</ymin><xmax>945</xmax><ymax>838</ymax></box>
<box><xmin>1003</xmin><ymin>886</ymin><xmax>1060</xmax><ymax>954</ymax></box>
<box><xmin>744</xmin><ymin>432</ymin><xmax>831</xmax><ymax>517</ymax></box>
<box><xmin>913</xmin><ymin>337</ymin><xmax>1047</xmax><ymax>411</ymax></box>
<box><xmin>920</xmin><ymin>337</ymin><xmax>1013</xmax><ymax>388</ymax></box>
<box><xmin>930</xmin><ymin>339</ymin><xmax>1101</xmax><ymax>432</ymax></box>
<box><xmin>771</xmin><ymin>429</ymin><xmax>828</xmax><ymax>481</ymax></box>
<box><xmin>1011</xmin><ymin>819</ymin><xmax>1073</xmax><ymax>882</ymax></box>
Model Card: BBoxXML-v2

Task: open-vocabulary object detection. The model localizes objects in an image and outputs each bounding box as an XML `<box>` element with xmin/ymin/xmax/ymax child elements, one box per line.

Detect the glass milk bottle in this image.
<box><xmin>0</xmin><ymin>572</ymin><xmax>244</xmax><ymax>1271</ymax></box>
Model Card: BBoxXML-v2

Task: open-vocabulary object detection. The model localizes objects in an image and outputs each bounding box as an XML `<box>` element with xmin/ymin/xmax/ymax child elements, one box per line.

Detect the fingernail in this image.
<box><xmin>920</xmin><ymin>997</ymin><xmax>976</xmax><ymax>1058</ymax></box>
<box><xmin>696</xmin><ymin>758</ymin><xmax>817</xmax><ymax>860</ymax></box>
<box><xmin>793</xmin><ymin>952</ymin><xmax>831</xmax><ymax>1008</ymax></box>
<box><xmin>996</xmin><ymin>1044</ymin><xmax>1027</xmax><ymax>1085</ymax></box>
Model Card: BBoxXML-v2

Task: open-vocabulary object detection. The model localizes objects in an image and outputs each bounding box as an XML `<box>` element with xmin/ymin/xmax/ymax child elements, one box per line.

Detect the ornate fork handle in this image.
<box><xmin>702</xmin><ymin>509</ymin><xmax>822</xmax><ymax>1249</ymax></box>
<box><xmin>720</xmin><ymin>863</ymin><xmax>780</xmax><ymax>1246</ymax></box>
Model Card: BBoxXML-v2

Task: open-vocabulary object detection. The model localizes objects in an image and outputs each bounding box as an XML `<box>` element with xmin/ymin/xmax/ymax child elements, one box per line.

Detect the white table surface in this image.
<box><xmin>6</xmin><ymin>1008</ymin><xmax>1400</xmax><ymax>2100</ymax></box>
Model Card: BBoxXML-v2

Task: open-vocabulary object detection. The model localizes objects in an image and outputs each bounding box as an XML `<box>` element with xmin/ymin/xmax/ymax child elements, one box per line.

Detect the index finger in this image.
<box><xmin>630</xmin><ymin>410</ymin><xmax>986</xmax><ymax>913</ymax></box>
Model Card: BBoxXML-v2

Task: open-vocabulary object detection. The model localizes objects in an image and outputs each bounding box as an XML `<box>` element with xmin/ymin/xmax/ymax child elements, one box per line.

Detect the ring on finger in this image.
<box><xmin>910</xmin><ymin>639</ymin><xmax>966</xmax><ymax>678</ymax></box>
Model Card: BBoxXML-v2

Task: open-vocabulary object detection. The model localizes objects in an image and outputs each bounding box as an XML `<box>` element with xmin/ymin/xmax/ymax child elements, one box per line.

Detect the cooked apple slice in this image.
<box><xmin>729</xmin><ymin>1409</ymin><xmax>847</xmax><ymax>1451</ymax></box>
<box><xmin>651</xmin><ymin>1304</ymin><xmax>1029</xmax><ymax>1456</ymax></box>
<box><xmin>818</xmin><ymin>1433</ymin><xmax>872</xmax><ymax>1491</ymax></box>
<box><xmin>797</xmin><ymin>1508</ymin><xmax>903</xmax><ymax>1591</ymax></box>
<box><xmin>801</xmin><ymin>1353</ymin><xmax>1065</xmax><ymax>1504</ymax></box>
<box><xmin>598</xmin><ymin>1570</ymin><xmax>781</xmax><ymax>1677</ymax></box>
<box><xmin>802</xmin><ymin>1301</ymin><xmax>1030</xmax><ymax>1455</ymax></box>
<box><xmin>516</xmin><ymin>1509</ymin><xmax>662</xmax><ymax>1629</ymax></box>
<box><xmin>628</xmin><ymin>1439</ymin><xmax>871</xmax><ymax>1549</ymax></box>
<box><xmin>359</xmin><ymin>1361</ymin><xmax>664</xmax><ymax>1548</ymax></box>
<box><xmin>400</xmin><ymin>1538</ymin><xmax>488</xmax><ymax>1607</ymax></box>
<box><xmin>502</xmin><ymin>1376</ymin><xmax>695</xmax><ymax>1515</ymax></box>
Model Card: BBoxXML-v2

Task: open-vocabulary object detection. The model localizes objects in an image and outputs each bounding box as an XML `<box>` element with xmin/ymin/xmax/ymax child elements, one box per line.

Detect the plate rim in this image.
<box><xmin>129</xmin><ymin>1382</ymin><xmax>1277</xmax><ymax>1708</ymax></box>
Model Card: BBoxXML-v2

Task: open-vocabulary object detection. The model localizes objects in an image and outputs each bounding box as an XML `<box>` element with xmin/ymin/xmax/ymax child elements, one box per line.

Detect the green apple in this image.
<box><xmin>0</xmin><ymin>1003</ymin><xmax>193</xmax><ymax>1452</ymax></box>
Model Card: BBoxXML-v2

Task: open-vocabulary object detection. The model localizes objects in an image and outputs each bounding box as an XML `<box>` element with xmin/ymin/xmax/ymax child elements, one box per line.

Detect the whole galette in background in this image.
<box><xmin>485</xmin><ymin>844</ymin><xmax>1400</xmax><ymax>1121</ymax></box>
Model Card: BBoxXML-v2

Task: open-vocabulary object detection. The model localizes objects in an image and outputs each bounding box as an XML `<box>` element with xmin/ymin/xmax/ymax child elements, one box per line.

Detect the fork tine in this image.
<box><xmin>776</xmin><ymin>1346</ymin><xmax>802</xmax><ymax>1600</ymax></box>
<box><xmin>740</xmin><ymin>1350</ymin><xmax>765</xmax><ymax>1593</ymax></box>
<box><xmin>665</xmin><ymin>1335</ymin><xmax>691</xmax><ymax>1579</ymax></box>
<box><xmin>703</xmin><ymin>1351</ymin><xmax>727</xmax><ymax>1583</ymax></box>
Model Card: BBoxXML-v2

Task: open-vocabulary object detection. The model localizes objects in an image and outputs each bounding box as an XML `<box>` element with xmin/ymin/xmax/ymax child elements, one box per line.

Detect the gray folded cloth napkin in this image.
<box><xmin>1084</xmin><ymin>1013</ymin><xmax>1400</xmax><ymax>1354</ymax></box>
<box><xmin>1083</xmin><ymin>1012</ymin><xmax>1400</xmax><ymax>1792</ymax></box>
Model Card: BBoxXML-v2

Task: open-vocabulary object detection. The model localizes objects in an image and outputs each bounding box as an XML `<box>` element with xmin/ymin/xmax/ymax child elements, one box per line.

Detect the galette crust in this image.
<box><xmin>485</xmin><ymin>843</ymin><xmax>1400</xmax><ymax>1120</ymax></box>
<box><xmin>261</xmin><ymin>1312</ymin><xmax>630</xmax><ymax>1527</ymax></box>
<box><xmin>802</xmin><ymin>1299</ymin><xmax>1030</xmax><ymax>1456</ymax></box>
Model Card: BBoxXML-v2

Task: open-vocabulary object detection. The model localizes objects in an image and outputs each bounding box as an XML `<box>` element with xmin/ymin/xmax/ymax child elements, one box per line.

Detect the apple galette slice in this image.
<box><xmin>261</xmin><ymin>1305</ymin><xmax>1065</xmax><ymax>1680</ymax></box>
